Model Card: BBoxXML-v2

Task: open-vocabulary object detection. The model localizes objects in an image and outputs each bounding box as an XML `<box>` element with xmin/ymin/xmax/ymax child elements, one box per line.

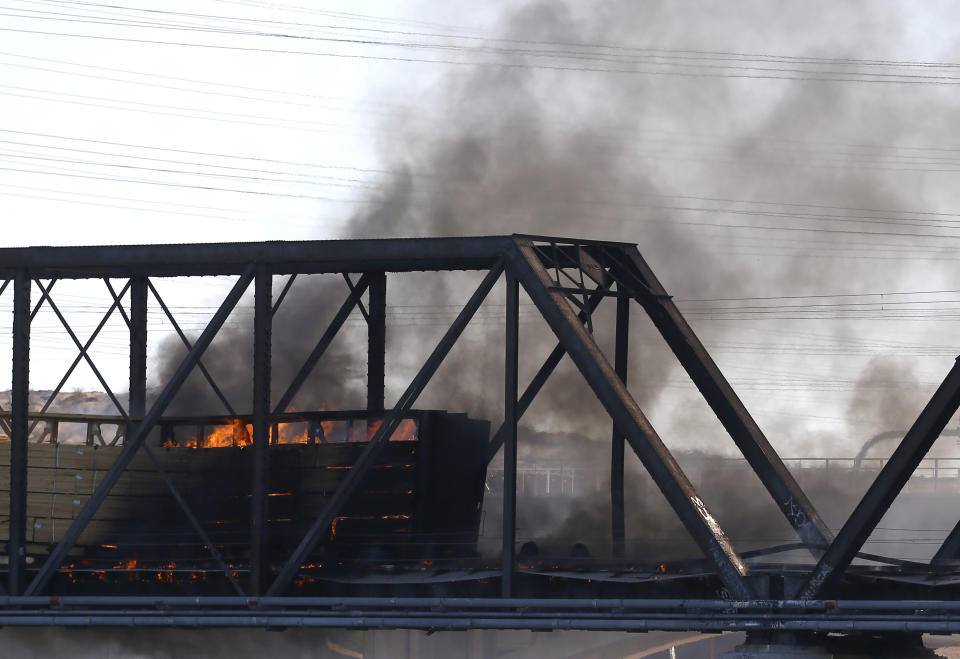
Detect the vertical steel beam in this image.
<box><xmin>798</xmin><ymin>357</ymin><xmax>960</xmax><ymax>598</ymax></box>
<box><xmin>129</xmin><ymin>277</ymin><xmax>148</xmax><ymax>423</ymax></box>
<box><xmin>485</xmin><ymin>286</ymin><xmax>611</xmax><ymax>463</ymax></box>
<box><xmin>8</xmin><ymin>270</ymin><xmax>29</xmax><ymax>595</ymax></box>
<box><xmin>265</xmin><ymin>262</ymin><xmax>504</xmax><ymax>596</ymax></box>
<box><xmin>622</xmin><ymin>248</ymin><xmax>832</xmax><ymax>555</ymax></box>
<box><xmin>611</xmin><ymin>290</ymin><xmax>629</xmax><ymax>559</ymax></box>
<box><xmin>26</xmin><ymin>267</ymin><xmax>255</xmax><ymax>596</ymax></box>
<box><xmin>508</xmin><ymin>241</ymin><xmax>752</xmax><ymax>599</ymax></box>
<box><xmin>501</xmin><ymin>273</ymin><xmax>519</xmax><ymax>597</ymax></box>
<box><xmin>367</xmin><ymin>272</ymin><xmax>386</xmax><ymax>412</ymax></box>
<box><xmin>251</xmin><ymin>264</ymin><xmax>272</xmax><ymax>595</ymax></box>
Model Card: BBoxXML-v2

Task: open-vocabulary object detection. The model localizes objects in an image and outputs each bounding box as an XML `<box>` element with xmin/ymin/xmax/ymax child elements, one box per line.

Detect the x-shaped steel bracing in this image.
<box><xmin>8</xmin><ymin>236</ymin><xmax>960</xmax><ymax>602</ymax></box>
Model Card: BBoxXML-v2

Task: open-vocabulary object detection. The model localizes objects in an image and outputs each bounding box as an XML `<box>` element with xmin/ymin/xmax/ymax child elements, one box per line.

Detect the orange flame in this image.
<box><xmin>204</xmin><ymin>419</ymin><xmax>252</xmax><ymax>448</ymax></box>
<box><xmin>367</xmin><ymin>419</ymin><xmax>417</xmax><ymax>442</ymax></box>
<box><xmin>276</xmin><ymin>405</ymin><xmax>335</xmax><ymax>444</ymax></box>
<box><xmin>159</xmin><ymin>412</ymin><xmax>416</xmax><ymax>448</ymax></box>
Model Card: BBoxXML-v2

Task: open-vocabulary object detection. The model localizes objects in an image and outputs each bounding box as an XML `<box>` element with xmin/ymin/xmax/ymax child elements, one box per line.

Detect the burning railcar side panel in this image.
<box><xmin>0</xmin><ymin>411</ymin><xmax>489</xmax><ymax>589</ymax></box>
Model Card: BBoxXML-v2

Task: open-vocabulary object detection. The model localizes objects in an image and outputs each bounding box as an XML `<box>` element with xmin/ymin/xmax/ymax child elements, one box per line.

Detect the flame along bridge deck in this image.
<box><xmin>0</xmin><ymin>410</ymin><xmax>489</xmax><ymax>593</ymax></box>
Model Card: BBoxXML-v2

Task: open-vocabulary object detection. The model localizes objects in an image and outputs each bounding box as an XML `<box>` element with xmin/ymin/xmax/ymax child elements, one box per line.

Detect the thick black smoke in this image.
<box><xmin>151</xmin><ymin>0</ymin><xmax>960</xmax><ymax>560</ymax></box>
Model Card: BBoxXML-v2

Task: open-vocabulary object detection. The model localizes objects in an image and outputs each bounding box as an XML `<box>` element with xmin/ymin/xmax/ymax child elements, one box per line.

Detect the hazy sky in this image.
<box><xmin>4</xmin><ymin>1</ymin><xmax>960</xmax><ymax>460</ymax></box>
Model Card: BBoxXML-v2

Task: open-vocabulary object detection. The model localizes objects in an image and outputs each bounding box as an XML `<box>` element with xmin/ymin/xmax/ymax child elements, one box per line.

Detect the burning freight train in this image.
<box><xmin>0</xmin><ymin>409</ymin><xmax>489</xmax><ymax>592</ymax></box>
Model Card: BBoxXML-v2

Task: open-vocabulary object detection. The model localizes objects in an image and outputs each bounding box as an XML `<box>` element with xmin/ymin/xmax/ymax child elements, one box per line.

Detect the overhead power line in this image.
<box><xmin>13</xmin><ymin>0</ymin><xmax>960</xmax><ymax>73</ymax></box>
<box><xmin>4</xmin><ymin>23</ymin><xmax>960</xmax><ymax>85</ymax></box>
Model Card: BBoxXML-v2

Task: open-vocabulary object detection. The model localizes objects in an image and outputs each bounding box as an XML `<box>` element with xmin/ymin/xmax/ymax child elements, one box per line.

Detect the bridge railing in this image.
<box><xmin>486</xmin><ymin>455</ymin><xmax>960</xmax><ymax>497</ymax></box>
<box><xmin>0</xmin><ymin>410</ymin><xmax>421</xmax><ymax>448</ymax></box>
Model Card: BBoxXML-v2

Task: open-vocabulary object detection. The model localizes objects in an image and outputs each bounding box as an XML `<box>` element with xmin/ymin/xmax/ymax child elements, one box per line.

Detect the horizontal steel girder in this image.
<box><xmin>0</xmin><ymin>237</ymin><xmax>535</xmax><ymax>278</ymax></box>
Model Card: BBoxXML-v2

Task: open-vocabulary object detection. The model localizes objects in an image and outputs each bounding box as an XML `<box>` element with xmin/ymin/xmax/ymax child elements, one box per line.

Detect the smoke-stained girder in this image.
<box><xmin>0</xmin><ymin>235</ymin><xmax>958</xmax><ymax>629</ymax></box>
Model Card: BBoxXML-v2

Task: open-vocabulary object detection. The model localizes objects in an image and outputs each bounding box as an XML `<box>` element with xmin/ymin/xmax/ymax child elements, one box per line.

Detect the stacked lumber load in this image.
<box><xmin>0</xmin><ymin>411</ymin><xmax>489</xmax><ymax>574</ymax></box>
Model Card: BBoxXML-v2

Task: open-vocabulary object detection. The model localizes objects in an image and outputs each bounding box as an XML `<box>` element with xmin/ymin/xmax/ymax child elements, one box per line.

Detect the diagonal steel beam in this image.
<box><xmin>69</xmin><ymin>290</ymin><xmax>220</xmax><ymax>588</ymax></box>
<box><xmin>271</xmin><ymin>273</ymin><xmax>297</xmax><ymax>317</ymax></box>
<box><xmin>508</xmin><ymin>240</ymin><xmax>753</xmax><ymax>599</ymax></box>
<box><xmin>29</xmin><ymin>279</ymin><xmax>55</xmax><ymax>321</ymax></box>
<box><xmin>147</xmin><ymin>279</ymin><xmax>237</xmax><ymax>416</ymax></box>
<box><xmin>619</xmin><ymin>247</ymin><xmax>832</xmax><ymax>557</ymax></box>
<box><xmin>28</xmin><ymin>280</ymin><xmax>132</xmax><ymax>436</ymax></box>
<box><xmin>932</xmin><ymin>519</ymin><xmax>960</xmax><ymax>568</ymax></box>
<box><xmin>103</xmin><ymin>278</ymin><xmax>131</xmax><ymax>329</ymax></box>
<box><xmin>265</xmin><ymin>262</ymin><xmax>504</xmax><ymax>596</ymax></box>
<box><xmin>272</xmin><ymin>274</ymin><xmax>371</xmax><ymax>415</ymax></box>
<box><xmin>798</xmin><ymin>357</ymin><xmax>960</xmax><ymax>599</ymax></box>
<box><xmin>342</xmin><ymin>273</ymin><xmax>370</xmax><ymax>322</ymax></box>
<box><xmin>26</xmin><ymin>267</ymin><xmax>255</xmax><ymax>596</ymax></box>
<box><xmin>484</xmin><ymin>283</ymin><xmax>611</xmax><ymax>464</ymax></box>
<box><xmin>141</xmin><ymin>444</ymin><xmax>245</xmax><ymax>595</ymax></box>
<box><xmin>34</xmin><ymin>279</ymin><xmax>129</xmax><ymax>420</ymax></box>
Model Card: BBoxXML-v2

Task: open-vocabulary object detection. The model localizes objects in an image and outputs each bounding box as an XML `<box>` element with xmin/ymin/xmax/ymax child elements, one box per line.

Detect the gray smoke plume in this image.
<box><xmin>150</xmin><ymin>0</ymin><xmax>960</xmax><ymax>561</ymax></box>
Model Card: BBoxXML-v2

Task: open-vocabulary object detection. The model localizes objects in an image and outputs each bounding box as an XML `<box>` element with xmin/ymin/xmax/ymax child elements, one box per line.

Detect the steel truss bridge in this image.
<box><xmin>0</xmin><ymin>235</ymin><xmax>959</xmax><ymax>638</ymax></box>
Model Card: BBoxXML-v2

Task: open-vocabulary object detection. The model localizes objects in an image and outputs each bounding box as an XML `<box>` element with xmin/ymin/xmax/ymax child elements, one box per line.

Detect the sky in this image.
<box><xmin>4</xmin><ymin>1</ymin><xmax>960</xmax><ymax>462</ymax></box>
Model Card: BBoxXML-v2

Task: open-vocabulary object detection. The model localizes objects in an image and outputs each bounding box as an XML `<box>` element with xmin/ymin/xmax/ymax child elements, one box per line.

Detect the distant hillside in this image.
<box><xmin>0</xmin><ymin>390</ymin><xmax>121</xmax><ymax>416</ymax></box>
<box><xmin>0</xmin><ymin>391</ymin><xmax>124</xmax><ymax>443</ymax></box>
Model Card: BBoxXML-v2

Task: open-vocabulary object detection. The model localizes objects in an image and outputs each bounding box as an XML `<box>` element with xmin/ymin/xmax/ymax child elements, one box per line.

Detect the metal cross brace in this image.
<box><xmin>28</xmin><ymin>279</ymin><xmax>133</xmax><ymax>436</ymax></box>
<box><xmin>32</xmin><ymin>279</ymin><xmax>130</xmax><ymax>422</ymax></box>
<box><xmin>272</xmin><ymin>273</ymin><xmax>371</xmax><ymax>415</ymax></box>
<box><xmin>147</xmin><ymin>279</ymin><xmax>237</xmax><ymax>416</ymax></box>
<box><xmin>26</xmin><ymin>267</ymin><xmax>255</xmax><ymax>596</ymax></box>
<box><xmin>265</xmin><ymin>263</ymin><xmax>504</xmax><ymax>595</ymax></box>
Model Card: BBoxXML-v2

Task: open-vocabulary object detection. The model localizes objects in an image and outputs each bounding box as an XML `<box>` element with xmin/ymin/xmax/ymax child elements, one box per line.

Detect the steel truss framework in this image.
<box><xmin>0</xmin><ymin>235</ymin><xmax>958</xmax><ymax>630</ymax></box>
